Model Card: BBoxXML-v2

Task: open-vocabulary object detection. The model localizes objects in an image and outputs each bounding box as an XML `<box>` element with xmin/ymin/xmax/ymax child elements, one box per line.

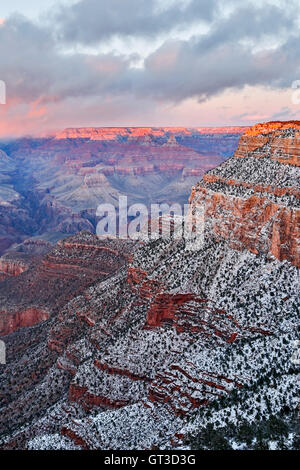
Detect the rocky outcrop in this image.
<box><xmin>69</xmin><ymin>384</ymin><xmax>130</xmax><ymax>410</ymax></box>
<box><xmin>94</xmin><ymin>360</ymin><xmax>152</xmax><ymax>382</ymax></box>
<box><xmin>235</xmin><ymin>121</ymin><xmax>300</xmax><ymax>166</ymax></box>
<box><xmin>147</xmin><ymin>364</ymin><xmax>242</xmax><ymax>416</ymax></box>
<box><xmin>0</xmin><ymin>240</ymin><xmax>52</xmax><ymax>281</ymax></box>
<box><xmin>0</xmin><ymin>257</ymin><xmax>29</xmax><ymax>281</ymax></box>
<box><xmin>145</xmin><ymin>293</ymin><xmax>238</xmax><ymax>339</ymax></box>
<box><xmin>190</xmin><ymin>121</ymin><xmax>300</xmax><ymax>267</ymax></box>
<box><xmin>0</xmin><ymin>307</ymin><xmax>49</xmax><ymax>336</ymax></box>
<box><xmin>0</xmin><ymin>232</ymin><xmax>135</xmax><ymax>337</ymax></box>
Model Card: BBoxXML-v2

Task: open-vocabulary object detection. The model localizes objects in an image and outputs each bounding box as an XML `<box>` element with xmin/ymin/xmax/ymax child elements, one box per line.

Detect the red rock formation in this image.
<box><xmin>128</xmin><ymin>268</ymin><xmax>162</xmax><ymax>300</ymax></box>
<box><xmin>147</xmin><ymin>364</ymin><xmax>241</xmax><ymax>416</ymax></box>
<box><xmin>44</xmin><ymin>126</ymin><xmax>245</xmax><ymax>186</ymax></box>
<box><xmin>146</xmin><ymin>293</ymin><xmax>206</xmax><ymax>326</ymax></box>
<box><xmin>0</xmin><ymin>259</ymin><xmax>28</xmax><ymax>280</ymax></box>
<box><xmin>69</xmin><ymin>384</ymin><xmax>129</xmax><ymax>410</ymax></box>
<box><xmin>0</xmin><ymin>233</ymin><xmax>134</xmax><ymax>337</ymax></box>
<box><xmin>145</xmin><ymin>292</ymin><xmax>240</xmax><ymax>341</ymax></box>
<box><xmin>192</xmin><ymin>188</ymin><xmax>299</xmax><ymax>267</ymax></box>
<box><xmin>0</xmin><ymin>307</ymin><xmax>49</xmax><ymax>336</ymax></box>
<box><xmin>127</xmin><ymin>267</ymin><xmax>148</xmax><ymax>286</ymax></box>
<box><xmin>55</xmin><ymin>126</ymin><xmax>248</xmax><ymax>141</ymax></box>
<box><xmin>61</xmin><ymin>427</ymin><xmax>90</xmax><ymax>450</ymax></box>
<box><xmin>235</xmin><ymin>120</ymin><xmax>300</xmax><ymax>166</ymax></box>
<box><xmin>94</xmin><ymin>360</ymin><xmax>152</xmax><ymax>382</ymax></box>
<box><xmin>190</xmin><ymin>121</ymin><xmax>300</xmax><ymax>267</ymax></box>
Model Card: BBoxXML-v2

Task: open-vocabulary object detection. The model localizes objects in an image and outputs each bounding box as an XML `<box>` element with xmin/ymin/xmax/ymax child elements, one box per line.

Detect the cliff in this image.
<box><xmin>190</xmin><ymin>120</ymin><xmax>300</xmax><ymax>267</ymax></box>
<box><xmin>0</xmin><ymin>256</ymin><xmax>30</xmax><ymax>281</ymax></box>
<box><xmin>0</xmin><ymin>232</ymin><xmax>135</xmax><ymax>336</ymax></box>
<box><xmin>55</xmin><ymin>126</ymin><xmax>248</xmax><ymax>141</ymax></box>
<box><xmin>235</xmin><ymin>121</ymin><xmax>300</xmax><ymax>166</ymax></box>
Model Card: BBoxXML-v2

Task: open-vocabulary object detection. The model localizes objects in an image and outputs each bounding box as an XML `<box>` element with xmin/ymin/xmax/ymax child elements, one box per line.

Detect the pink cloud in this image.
<box><xmin>0</xmin><ymin>85</ymin><xmax>298</xmax><ymax>139</ymax></box>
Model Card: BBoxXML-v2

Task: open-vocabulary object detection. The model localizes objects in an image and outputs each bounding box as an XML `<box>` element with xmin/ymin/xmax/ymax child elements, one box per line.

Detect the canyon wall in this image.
<box><xmin>0</xmin><ymin>232</ymin><xmax>135</xmax><ymax>336</ymax></box>
<box><xmin>190</xmin><ymin>121</ymin><xmax>300</xmax><ymax>267</ymax></box>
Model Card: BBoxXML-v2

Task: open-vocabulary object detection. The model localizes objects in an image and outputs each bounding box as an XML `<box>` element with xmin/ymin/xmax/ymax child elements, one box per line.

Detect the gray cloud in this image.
<box><xmin>0</xmin><ymin>14</ymin><xmax>132</xmax><ymax>103</ymax></box>
<box><xmin>136</xmin><ymin>32</ymin><xmax>300</xmax><ymax>102</ymax></box>
<box><xmin>0</xmin><ymin>0</ymin><xmax>300</xmax><ymax>112</ymax></box>
<box><xmin>194</xmin><ymin>3</ymin><xmax>298</xmax><ymax>53</ymax></box>
<box><xmin>270</xmin><ymin>106</ymin><xmax>298</xmax><ymax>120</ymax></box>
<box><xmin>53</xmin><ymin>0</ymin><xmax>218</xmax><ymax>44</ymax></box>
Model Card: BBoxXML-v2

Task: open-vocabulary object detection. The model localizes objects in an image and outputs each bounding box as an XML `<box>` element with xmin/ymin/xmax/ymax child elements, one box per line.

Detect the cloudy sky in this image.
<box><xmin>0</xmin><ymin>0</ymin><xmax>299</xmax><ymax>137</ymax></box>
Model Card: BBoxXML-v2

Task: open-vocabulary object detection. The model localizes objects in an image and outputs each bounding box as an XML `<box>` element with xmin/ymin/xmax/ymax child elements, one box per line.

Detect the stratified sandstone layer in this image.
<box><xmin>56</xmin><ymin>126</ymin><xmax>249</xmax><ymax>140</ymax></box>
<box><xmin>235</xmin><ymin>121</ymin><xmax>300</xmax><ymax>166</ymax></box>
<box><xmin>0</xmin><ymin>232</ymin><xmax>135</xmax><ymax>336</ymax></box>
<box><xmin>0</xmin><ymin>257</ymin><xmax>29</xmax><ymax>281</ymax></box>
<box><xmin>190</xmin><ymin>121</ymin><xmax>300</xmax><ymax>267</ymax></box>
<box><xmin>0</xmin><ymin>307</ymin><xmax>49</xmax><ymax>337</ymax></box>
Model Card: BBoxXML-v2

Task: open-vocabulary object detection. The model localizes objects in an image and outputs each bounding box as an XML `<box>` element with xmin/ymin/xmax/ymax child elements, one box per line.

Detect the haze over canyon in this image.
<box><xmin>0</xmin><ymin>126</ymin><xmax>246</xmax><ymax>260</ymax></box>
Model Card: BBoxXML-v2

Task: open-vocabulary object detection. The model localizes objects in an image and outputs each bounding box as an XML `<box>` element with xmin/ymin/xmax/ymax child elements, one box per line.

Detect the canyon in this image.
<box><xmin>0</xmin><ymin>126</ymin><xmax>245</xmax><ymax>257</ymax></box>
<box><xmin>0</xmin><ymin>121</ymin><xmax>298</xmax><ymax>450</ymax></box>
<box><xmin>0</xmin><ymin>232</ymin><xmax>135</xmax><ymax>337</ymax></box>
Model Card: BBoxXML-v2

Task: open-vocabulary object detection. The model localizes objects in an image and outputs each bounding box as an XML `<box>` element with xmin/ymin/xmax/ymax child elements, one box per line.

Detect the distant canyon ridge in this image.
<box><xmin>0</xmin><ymin>126</ymin><xmax>247</xmax><ymax>258</ymax></box>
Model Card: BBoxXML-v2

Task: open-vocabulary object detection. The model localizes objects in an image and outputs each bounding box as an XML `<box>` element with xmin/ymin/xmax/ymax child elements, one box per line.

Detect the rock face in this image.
<box><xmin>0</xmin><ymin>122</ymin><xmax>298</xmax><ymax>451</ymax></box>
<box><xmin>0</xmin><ymin>257</ymin><xmax>29</xmax><ymax>281</ymax></box>
<box><xmin>235</xmin><ymin>121</ymin><xmax>300</xmax><ymax>166</ymax></box>
<box><xmin>0</xmin><ymin>232</ymin><xmax>135</xmax><ymax>336</ymax></box>
<box><xmin>190</xmin><ymin>120</ymin><xmax>300</xmax><ymax>267</ymax></box>
<box><xmin>56</xmin><ymin>126</ymin><xmax>248</xmax><ymax>140</ymax></box>
<box><xmin>0</xmin><ymin>239</ymin><xmax>52</xmax><ymax>283</ymax></box>
<box><xmin>0</xmin><ymin>307</ymin><xmax>50</xmax><ymax>337</ymax></box>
